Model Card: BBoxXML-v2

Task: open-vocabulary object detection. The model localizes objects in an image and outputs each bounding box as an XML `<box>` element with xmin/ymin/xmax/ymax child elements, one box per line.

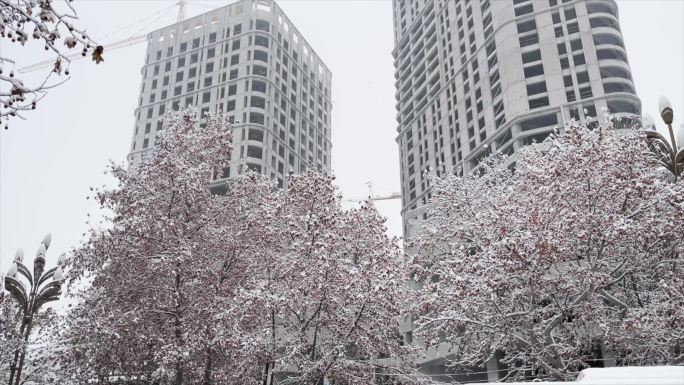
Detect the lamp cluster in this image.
<box><xmin>4</xmin><ymin>234</ymin><xmax>66</xmax><ymax>385</ymax></box>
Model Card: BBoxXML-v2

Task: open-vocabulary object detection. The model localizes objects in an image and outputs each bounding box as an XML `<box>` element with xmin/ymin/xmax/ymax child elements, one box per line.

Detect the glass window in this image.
<box><xmin>249</xmin><ymin>112</ymin><xmax>265</xmax><ymax>125</ymax></box>
<box><xmin>522</xmin><ymin>50</ymin><xmax>541</xmax><ymax>64</ymax></box>
<box><xmin>526</xmin><ymin>81</ymin><xmax>547</xmax><ymax>96</ymax></box>
<box><xmin>524</xmin><ymin>64</ymin><xmax>544</xmax><ymax>78</ymax></box>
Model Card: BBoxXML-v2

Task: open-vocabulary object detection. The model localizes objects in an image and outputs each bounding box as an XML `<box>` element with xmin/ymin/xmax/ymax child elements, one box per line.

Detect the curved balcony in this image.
<box><xmin>603</xmin><ymin>80</ymin><xmax>636</xmax><ymax>95</ymax></box>
<box><xmin>597</xmin><ymin>58</ymin><xmax>632</xmax><ymax>74</ymax></box>
<box><xmin>593</xmin><ymin>32</ymin><xmax>625</xmax><ymax>50</ymax></box>
<box><xmin>596</xmin><ymin>46</ymin><xmax>629</xmax><ymax>63</ymax></box>
<box><xmin>587</xmin><ymin>0</ymin><xmax>619</xmax><ymax>19</ymax></box>
<box><xmin>599</xmin><ymin>65</ymin><xmax>633</xmax><ymax>82</ymax></box>
<box><xmin>589</xmin><ymin>13</ymin><xmax>621</xmax><ymax>31</ymax></box>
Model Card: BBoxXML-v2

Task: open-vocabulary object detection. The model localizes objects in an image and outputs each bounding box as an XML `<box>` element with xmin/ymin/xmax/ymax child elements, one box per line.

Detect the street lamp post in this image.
<box><xmin>4</xmin><ymin>234</ymin><xmax>65</xmax><ymax>385</ymax></box>
<box><xmin>645</xmin><ymin>96</ymin><xmax>684</xmax><ymax>180</ymax></box>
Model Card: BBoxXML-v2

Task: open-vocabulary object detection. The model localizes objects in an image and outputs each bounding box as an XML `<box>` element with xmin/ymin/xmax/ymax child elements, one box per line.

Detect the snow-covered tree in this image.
<box><xmin>250</xmin><ymin>172</ymin><xmax>421</xmax><ymax>384</ymax></box>
<box><xmin>410</xmin><ymin>120</ymin><xmax>684</xmax><ymax>381</ymax></box>
<box><xmin>58</xmin><ymin>107</ymin><xmax>422</xmax><ymax>384</ymax></box>
<box><xmin>0</xmin><ymin>0</ymin><xmax>103</xmax><ymax>128</ymax></box>
<box><xmin>1</xmin><ymin>291</ymin><xmax>62</xmax><ymax>384</ymax></box>
<box><xmin>60</xmin><ymin>108</ymin><xmax>242</xmax><ymax>384</ymax></box>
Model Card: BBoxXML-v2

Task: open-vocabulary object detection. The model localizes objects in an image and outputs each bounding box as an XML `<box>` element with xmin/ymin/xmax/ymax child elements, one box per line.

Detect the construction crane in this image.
<box><xmin>19</xmin><ymin>0</ymin><xmax>187</xmax><ymax>74</ymax></box>
<box><xmin>346</xmin><ymin>182</ymin><xmax>401</xmax><ymax>203</ymax></box>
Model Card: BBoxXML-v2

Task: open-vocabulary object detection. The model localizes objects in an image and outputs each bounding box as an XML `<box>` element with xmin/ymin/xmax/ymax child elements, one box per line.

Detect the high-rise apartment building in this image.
<box><xmin>393</xmin><ymin>0</ymin><xmax>640</xmax><ymax>237</ymax></box>
<box><xmin>129</xmin><ymin>0</ymin><xmax>332</xmax><ymax>189</ymax></box>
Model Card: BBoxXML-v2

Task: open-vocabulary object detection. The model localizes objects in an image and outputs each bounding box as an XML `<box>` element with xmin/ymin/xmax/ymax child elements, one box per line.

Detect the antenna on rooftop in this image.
<box><xmin>177</xmin><ymin>0</ymin><xmax>187</xmax><ymax>22</ymax></box>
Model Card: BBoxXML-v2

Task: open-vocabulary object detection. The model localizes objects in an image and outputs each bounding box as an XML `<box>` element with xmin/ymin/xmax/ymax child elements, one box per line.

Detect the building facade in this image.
<box><xmin>129</xmin><ymin>0</ymin><xmax>332</xmax><ymax>189</ymax></box>
<box><xmin>392</xmin><ymin>0</ymin><xmax>640</xmax><ymax>237</ymax></box>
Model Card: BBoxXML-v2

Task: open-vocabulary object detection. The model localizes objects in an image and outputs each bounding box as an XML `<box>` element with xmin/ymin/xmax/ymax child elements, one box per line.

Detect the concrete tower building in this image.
<box><xmin>129</xmin><ymin>0</ymin><xmax>332</xmax><ymax>189</ymax></box>
<box><xmin>392</xmin><ymin>0</ymin><xmax>640</xmax><ymax>237</ymax></box>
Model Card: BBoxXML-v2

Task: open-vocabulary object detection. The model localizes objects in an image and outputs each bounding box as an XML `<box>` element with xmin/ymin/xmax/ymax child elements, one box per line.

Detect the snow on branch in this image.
<box><xmin>0</xmin><ymin>0</ymin><xmax>103</xmax><ymax>128</ymax></box>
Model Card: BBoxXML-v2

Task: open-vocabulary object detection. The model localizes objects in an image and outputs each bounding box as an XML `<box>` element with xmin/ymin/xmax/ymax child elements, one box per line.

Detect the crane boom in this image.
<box><xmin>19</xmin><ymin>34</ymin><xmax>148</xmax><ymax>74</ymax></box>
<box><xmin>346</xmin><ymin>193</ymin><xmax>401</xmax><ymax>203</ymax></box>
<box><xmin>19</xmin><ymin>0</ymin><xmax>188</xmax><ymax>74</ymax></box>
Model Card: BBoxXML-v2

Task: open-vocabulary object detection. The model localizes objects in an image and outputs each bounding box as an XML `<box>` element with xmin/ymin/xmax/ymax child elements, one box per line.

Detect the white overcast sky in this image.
<box><xmin>1</xmin><ymin>0</ymin><xmax>683</xmax><ymax>272</ymax></box>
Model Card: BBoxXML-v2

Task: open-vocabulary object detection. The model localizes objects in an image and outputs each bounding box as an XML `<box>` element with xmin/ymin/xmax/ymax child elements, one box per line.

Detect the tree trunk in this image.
<box><xmin>202</xmin><ymin>347</ymin><xmax>213</xmax><ymax>385</ymax></box>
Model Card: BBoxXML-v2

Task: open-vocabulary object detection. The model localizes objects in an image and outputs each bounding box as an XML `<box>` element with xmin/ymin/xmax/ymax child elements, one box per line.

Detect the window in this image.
<box><xmin>191</xmin><ymin>53</ymin><xmax>198</xmax><ymax>64</ymax></box>
<box><xmin>596</xmin><ymin>48</ymin><xmax>627</xmax><ymax>62</ymax></box>
<box><xmin>249</xmin><ymin>112</ymin><xmax>265</xmax><ymax>125</ymax></box>
<box><xmin>524</xmin><ymin>64</ymin><xmax>544</xmax><ymax>78</ymax></box>
<box><xmin>207</xmin><ymin>47</ymin><xmax>215</xmax><ymax>58</ymax></box>
<box><xmin>555</xmin><ymin>26</ymin><xmax>564</xmax><ymax>37</ymax></box>
<box><xmin>254</xmin><ymin>50</ymin><xmax>268</xmax><ymax>63</ymax></box>
<box><xmin>253</xmin><ymin>65</ymin><xmax>267</xmax><ymax>76</ymax></box>
<box><xmin>564</xmin><ymin>7</ymin><xmax>577</xmax><ymax>20</ymax></box>
<box><xmin>178</xmin><ymin>57</ymin><xmax>186</xmax><ymax>67</ymax></box>
<box><xmin>231</xmin><ymin>54</ymin><xmax>240</xmax><ymax>65</ymax></box>
<box><xmin>204</xmin><ymin>76</ymin><xmax>212</xmax><ymax>87</ymax></box>
<box><xmin>228</xmin><ymin>85</ymin><xmax>237</xmax><ymax>96</ymax></box>
<box><xmin>247</xmin><ymin>145</ymin><xmax>263</xmax><ymax>160</ymax></box>
<box><xmin>206</xmin><ymin>62</ymin><xmax>214</xmax><ymax>73</ymax></box>
<box><xmin>233</xmin><ymin>24</ymin><xmax>242</xmax><ymax>35</ymax></box>
<box><xmin>180</xmin><ymin>42</ymin><xmax>187</xmax><ymax>52</ymax></box>
<box><xmin>202</xmin><ymin>91</ymin><xmax>211</xmax><ymax>103</ymax></box>
<box><xmin>529</xmin><ymin>97</ymin><xmax>550</xmax><ymax>109</ymax></box>
<box><xmin>249</xmin><ymin>129</ymin><xmax>264</xmax><ymax>142</ymax></box>
<box><xmin>563</xmin><ymin>74</ymin><xmax>573</xmax><ymax>87</ymax></box>
<box><xmin>255</xmin><ymin>35</ymin><xmax>269</xmax><ymax>48</ymax></box>
<box><xmin>522</xmin><ymin>49</ymin><xmax>541</xmax><ymax>64</ymax></box>
<box><xmin>226</xmin><ymin>100</ymin><xmax>236</xmax><ymax>111</ymax></box>
<box><xmin>143</xmin><ymin>138</ymin><xmax>149</xmax><ymax>148</ymax></box>
<box><xmin>165</xmin><ymin>61</ymin><xmax>171</xmax><ymax>72</ymax></box>
<box><xmin>255</xmin><ymin>19</ymin><xmax>270</xmax><ymax>32</ymax></box>
<box><xmin>252</xmin><ymin>80</ymin><xmax>267</xmax><ymax>93</ymax></box>
<box><xmin>192</xmin><ymin>37</ymin><xmax>200</xmax><ymax>48</ymax></box>
<box><xmin>189</xmin><ymin>67</ymin><xmax>196</xmax><ymax>78</ymax></box>
<box><xmin>145</xmin><ymin>122</ymin><xmax>151</xmax><ymax>133</ymax></box>
<box><xmin>176</xmin><ymin>71</ymin><xmax>184</xmax><ymax>82</ymax></box>
<box><xmin>514</xmin><ymin>4</ymin><xmax>533</xmax><ymax>16</ymax></box>
<box><xmin>517</xmin><ymin>20</ymin><xmax>537</xmax><ymax>34</ymax></box>
<box><xmin>604</xmin><ymin>82</ymin><xmax>635</xmax><ymax>94</ymax></box>
<box><xmin>576</xmin><ymin>71</ymin><xmax>589</xmax><ymax>84</ymax></box>
<box><xmin>579</xmin><ymin>86</ymin><xmax>593</xmax><ymax>99</ymax></box>
<box><xmin>174</xmin><ymin>86</ymin><xmax>182</xmax><ymax>96</ymax></box>
<box><xmin>526</xmin><ymin>81</ymin><xmax>547</xmax><ymax>96</ymax></box>
<box><xmin>560</xmin><ymin>57</ymin><xmax>569</xmax><ymax>69</ymax></box>
<box><xmin>247</xmin><ymin>163</ymin><xmax>262</xmax><ymax>173</ymax></box>
<box><xmin>593</xmin><ymin>34</ymin><xmax>624</xmax><ymax>48</ymax></box>
<box><xmin>163</xmin><ymin>76</ymin><xmax>170</xmax><ymax>86</ymax></box>
<box><xmin>573</xmin><ymin>53</ymin><xmax>586</xmax><ymax>65</ymax></box>
<box><xmin>232</xmin><ymin>39</ymin><xmax>241</xmax><ymax>50</ymax></box>
<box><xmin>590</xmin><ymin>17</ymin><xmax>620</xmax><ymax>30</ymax></box>
<box><xmin>209</xmin><ymin>32</ymin><xmax>217</xmax><ymax>43</ymax></box>
<box><xmin>600</xmin><ymin>66</ymin><xmax>632</xmax><ymax>80</ymax></box>
<box><xmin>230</xmin><ymin>69</ymin><xmax>238</xmax><ymax>80</ymax></box>
<box><xmin>584</xmin><ymin>104</ymin><xmax>597</xmax><ymax>117</ymax></box>
<box><xmin>519</xmin><ymin>34</ymin><xmax>539</xmax><ymax>47</ymax></box>
<box><xmin>570</xmin><ymin>39</ymin><xmax>583</xmax><ymax>52</ymax></box>
<box><xmin>557</xmin><ymin>43</ymin><xmax>567</xmax><ymax>55</ymax></box>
